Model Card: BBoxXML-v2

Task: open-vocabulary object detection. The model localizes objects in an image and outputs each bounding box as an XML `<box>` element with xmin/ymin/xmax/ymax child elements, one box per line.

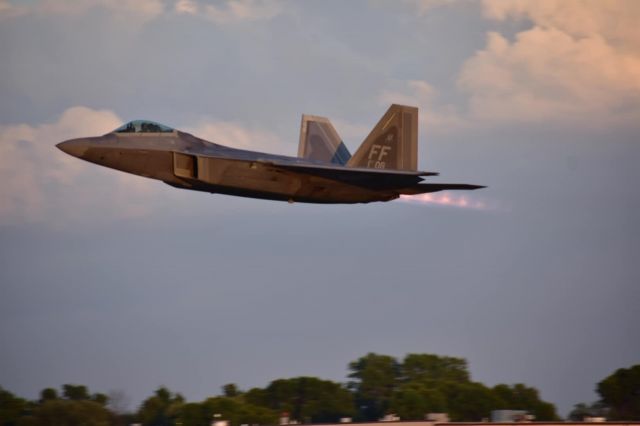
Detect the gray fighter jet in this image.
<box><xmin>57</xmin><ymin>104</ymin><xmax>484</xmax><ymax>204</ymax></box>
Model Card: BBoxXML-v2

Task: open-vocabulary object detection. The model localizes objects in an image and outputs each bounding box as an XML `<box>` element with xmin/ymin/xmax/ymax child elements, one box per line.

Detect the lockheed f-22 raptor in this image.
<box><xmin>57</xmin><ymin>104</ymin><xmax>484</xmax><ymax>204</ymax></box>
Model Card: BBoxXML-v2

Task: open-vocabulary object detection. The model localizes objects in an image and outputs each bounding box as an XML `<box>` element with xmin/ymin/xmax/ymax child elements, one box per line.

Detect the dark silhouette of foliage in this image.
<box><xmin>597</xmin><ymin>364</ymin><xmax>640</xmax><ymax>420</ymax></box>
<box><xmin>0</xmin><ymin>386</ymin><xmax>31</xmax><ymax>426</ymax></box>
<box><xmin>348</xmin><ymin>353</ymin><xmax>400</xmax><ymax>420</ymax></box>
<box><xmin>137</xmin><ymin>386</ymin><xmax>184</xmax><ymax>426</ymax></box>
<box><xmin>62</xmin><ymin>384</ymin><xmax>90</xmax><ymax>401</ymax></box>
<box><xmin>246</xmin><ymin>377</ymin><xmax>354</xmax><ymax>423</ymax></box>
<box><xmin>0</xmin><ymin>352</ymin><xmax>567</xmax><ymax>425</ymax></box>
<box><xmin>568</xmin><ymin>402</ymin><xmax>608</xmax><ymax>421</ymax></box>
<box><xmin>492</xmin><ymin>384</ymin><xmax>558</xmax><ymax>420</ymax></box>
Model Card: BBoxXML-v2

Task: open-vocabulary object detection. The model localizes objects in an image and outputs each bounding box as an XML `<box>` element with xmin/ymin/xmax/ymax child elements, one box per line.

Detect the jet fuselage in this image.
<box><xmin>58</xmin><ymin>130</ymin><xmax>402</xmax><ymax>204</ymax></box>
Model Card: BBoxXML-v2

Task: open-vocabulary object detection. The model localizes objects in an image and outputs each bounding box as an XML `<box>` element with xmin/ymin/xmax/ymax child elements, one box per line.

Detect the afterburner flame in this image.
<box><xmin>399</xmin><ymin>193</ymin><xmax>486</xmax><ymax>209</ymax></box>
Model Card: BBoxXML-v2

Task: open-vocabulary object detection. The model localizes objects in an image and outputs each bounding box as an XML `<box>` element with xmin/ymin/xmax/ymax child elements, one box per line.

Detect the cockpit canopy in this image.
<box><xmin>114</xmin><ymin>120</ymin><xmax>174</xmax><ymax>134</ymax></box>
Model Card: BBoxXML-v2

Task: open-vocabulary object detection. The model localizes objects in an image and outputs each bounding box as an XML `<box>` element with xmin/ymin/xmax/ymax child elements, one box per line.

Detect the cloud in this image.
<box><xmin>330</xmin><ymin>119</ymin><xmax>371</xmax><ymax>148</ymax></box>
<box><xmin>482</xmin><ymin>0</ymin><xmax>640</xmax><ymax>49</ymax></box>
<box><xmin>456</xmin><ymin>0</ymin><xmax>640</xmax><ymax>126</ymax></box>
<box><xmin>0</xmin><ymin>0</ymin><xmax>28</xmax><ymax>18</ymax></box>
<box><xmin>174</xmin><ymin>0</ymin><xmax>283</xmax><ymax>24</ymax></box>
<box><xmin>0</xmin><ymin>107</ymin><xmax>295</xmax><ymax>227</ymax></box>
<box><xmin>0</xmin><ymin>0</ymin><xmax>165</xmax><ymax>20</ymax></box>
<box><xmin>378</xmin><ymin>80</ymin><xmax>465</xmax><ymax>133</ymax></box>
<box><xmin>392</xmin><ymin>0</ymin><xmax>640</xmax><ymax>128</ymax></box>
<box><xmin>0</xmin><ymin>107</ymin><xmax>164</xmax><ymax>227</ymax></box>
<box><xmin>1</xmin><ymin>0</ymin><xmax>282</xmax><ymax>23</ymax></box>
<box><xmin>400</xmin><ymin>0</ymin><xmax>462</xmax><ymax>16</ymax></box>
<box><xmin>175</xmin><ymin>0</ymin><xmax>198</xmax><ymax>15</ymax></box>
<box><xmin>185</xmin><ymin>120</ymin><xmax>290</xmax><ymax>154</ymax></box>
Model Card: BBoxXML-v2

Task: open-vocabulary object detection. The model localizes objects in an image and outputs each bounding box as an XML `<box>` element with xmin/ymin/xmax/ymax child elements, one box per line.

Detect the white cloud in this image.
<box><xmin>455</xmin><ymin>0</ymin><xmax>640</xmax><ymax>126</ymax></box>
<box><xmin>482</xmin><ymin>0</ymin><xmax>640</xmax><ymax>50</ymax></box>
<box><xmin>378</xmin><ymin>80</ymin><xmax>465</xmax><ymax>133</ymax></box>
<box><xmin>0</xmin><ymin>0</ymin><xmax>165</xmax><ymax>20</ymax></box>
<box><xmin>175</xmin><ymin>0</ymin><xmax>283</xmax><ymax>24</ymax></box>
<box><xmin>175</xmin><ymin>0</ymin><xmax>198</xmax><ymax>15</ymax></box>
<box><xmin>185</xmin><ymin>120</ymin><xmax>289</xmax><ymax>154</ymax></box>
<box><xmin>330</xmin><ymin>119</ymin><xmax>370</xmax><ymax>148</ymax></box>
<box><xmin>0</xmin><ymin>106</ymin><xmax>165</xmax><ymax>227</ymax></box>
<box><xmin>394</xmin><ymin>0</ymin><xmax>640</xmax><ymax>128</ymax></box>
<box><xmin>2</xmin><ymin>0</ymin><xmax>282</xmax><ymax>23</ymax></box>
<box><xmin>0</xmin><ymin>0</ymin><xmax>27</xmax><ymax>18</ymax></box>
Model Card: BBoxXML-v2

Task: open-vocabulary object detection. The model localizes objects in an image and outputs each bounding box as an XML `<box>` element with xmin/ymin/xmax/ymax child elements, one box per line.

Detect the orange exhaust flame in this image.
<box><xmin>398</xmin><ymin>193</ymin><xmax>486</xmax><ymax>209</ymax></box>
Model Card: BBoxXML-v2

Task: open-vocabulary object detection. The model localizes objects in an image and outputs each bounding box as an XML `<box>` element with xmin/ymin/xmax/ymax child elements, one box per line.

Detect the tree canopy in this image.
<box><xmin>245</xmin><ymin>377</ymin><xmax>355</xmax><ymax>423</ymax></box>
<box><xmin>0</xmin><ymin>352</ymin><xmax>569</xmax><ymax>425</ymax></box>
<box><xmin>597</xmin><ymin>364</ymin><xmax>640</xmax><ymax>420</ymax></box>
<box><xmin>347</xmin><ymin>353</ymin><xmax>557</xmax><ymax>421</ymax></box>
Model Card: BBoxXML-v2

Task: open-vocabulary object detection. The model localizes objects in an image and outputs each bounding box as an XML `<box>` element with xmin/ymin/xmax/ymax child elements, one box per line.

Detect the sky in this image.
<box><xmin>1</xmin><ymin>0</ymin><xmax>639</xmax><ymax>418</ymax></box>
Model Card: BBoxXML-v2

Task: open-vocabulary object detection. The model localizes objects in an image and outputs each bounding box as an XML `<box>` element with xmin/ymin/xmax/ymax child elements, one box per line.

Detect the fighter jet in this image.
<box><xmin>56</xmin><ymin>104</ymin><xmax>484</xmax><ymax>204</ymax></box>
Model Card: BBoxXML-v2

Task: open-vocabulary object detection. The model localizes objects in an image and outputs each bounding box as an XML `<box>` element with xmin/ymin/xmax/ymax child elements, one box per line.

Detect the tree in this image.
<box><xmin>401</xmin><ymin>354</ymin><xmax>470</xmax><ymax>385</ymax></box>
<box><xmin>568</xmin><ymin>402</ymin><xmax>608</xmax><ymax>421</ymax></box>
<box><xmin>91</xmin><ymin>393</ymin><xmax>109</xmax><ymax>406</ymax></box>
<box><xmin>137</xmin><ymin>386</ymin><xmax>185</xmax><ymax>426</ymax></box>
<box><xmin>348</xmin><ymin>353</ymin><xmax>400</xmax><ymax>420</ymax></box>
<box><xmin>246</xmin><ymin>377</ymin><xmax>354</xmax><ymax>423</ymax></box>
<box><xmin>177</xmin><ymin>396</ymin><xmax>278</xmax><ymax>426</ymax></box>
<box><xmin>440</xmin><ymin>382</ymin><xmax>503</xmax><ymax>421</ymax></box>
<box><xmin>222</xmin><ymin>384</ymin><xmax>240</xmax><ymax>398</ymax></box>
<box><xmin>39</xmin><ymin>388</ymin><xmax>58</xmax><ymax>403</ymax></box>
<box><xmin>389</xmin><ymin>383</ymin><xmax>447</xmax><ymax>420</ymax></box>
<box><xmin>492</xmin><ymin>384</ymin><xmax>558</xmax><ymax>420</ymax></box>
<box><xmin>62</xmin><ymin>384</ymin><xmax>90</xmax><ymax>401</ymax></box>
<box><xmin>0</xmin><ymin>386</ymin><xmax>31</xmax><ymax>426</ymax></box>
<box><xmin>33</xmin><ymin>399</ymin><xmax>111</xmax><ymax>426</ymax></box>
<box><xmin>597</xmin><ymin>364</ymin><xmax>640</xmax><ymax>420</ymax></box>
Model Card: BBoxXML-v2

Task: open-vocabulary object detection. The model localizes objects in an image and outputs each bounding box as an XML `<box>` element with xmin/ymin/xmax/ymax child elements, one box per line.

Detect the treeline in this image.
<box><xmin>1</xmin><ymin>354</ymin><xmax>637</xmax><ymax>426</ymax></box>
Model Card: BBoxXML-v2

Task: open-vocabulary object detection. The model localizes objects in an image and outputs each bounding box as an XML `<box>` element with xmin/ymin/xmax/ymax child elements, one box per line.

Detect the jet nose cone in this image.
<box><xmin>56</xmin><ymin>138</ymin><xmax>88</xmax><ymax>158</ymax></box>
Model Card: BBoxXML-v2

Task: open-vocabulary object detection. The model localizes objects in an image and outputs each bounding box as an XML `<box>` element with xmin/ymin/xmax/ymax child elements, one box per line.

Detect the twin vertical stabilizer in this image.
<box><xmin>298</xmin><ymin>104</ymin><xmax>418</xmax><ymax>171</ymax></box>
<box><xmin>347</xmin><ymin>104</ymin><xmax>418</xmax><ymax>171</ymax></box>
<box><xmin>298</xmin><ymin>115</ymin><xmax>351</xmax><ymax>165</ymax></box>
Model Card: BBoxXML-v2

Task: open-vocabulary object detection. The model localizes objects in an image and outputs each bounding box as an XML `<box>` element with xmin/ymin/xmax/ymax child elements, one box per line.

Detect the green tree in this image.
<box><xmin>33</xmin><ymin>399</ymin><xmax>111</xmax><ymax>426</ymax></box>
<box><xmin>440</xmin><ymin>382</ymin><xmax>503</xmax><ymax>421</ymax></box>
<box><xmin>389</xmin><ymin>383</ymin><xmax>447</xmax><ymax>420</ymax></box>
<box><xmin>39</xmin><ymin>388</ymin><xmax>58</xmax><ymax>403</ymax></box>
<box><xmin>568</xmin><ymin>402</ymin><xmax>608</xmax><ymax>421</ymax></box>
<box><xmin>222</xmin><ymin>384</ymin><xmax>240</xmax><ymax>398</ymax></box>
<box><xmin>246</xmin><ymin>377</ymin><xmax>354</xmax><ymax>423</ymax></box>
<box><xmin>492</xmin><ymin>384</ymin><xmax>558</xmax><ymax>420</ymax></box>
<box><xmin>62</xmin><ymin>384</ymin><xmax>90</xmax><ymax>401</ymax></box>
<box><xmin>177</xmin><ymin>397</ymin><xmax>277</xmax><ymax>426</ymax></box>
<box><xmin>91</xmin><ymin>393</ymin><xmax>109</xmax><ymax>406</ymax></box>
<box><xmin>137</xmin><ymin>387</ymin><xmax>184</xmax><ymax>426</ymax></box>
<box><xmin>401</xmin><ymin>354</ymin><xmax>470</xmax><ymax>385</ymax></box>
<box><xmin>348</xmin><ymin>353</ymin><xmax>400</xmax><ymax>420</ymax></box>
<box><xmin>0</xmin><ymin>386</ymin><xmax>30</xmax><ymax>426</ymax></box>
<box><xmin>597</xmin><ymin>364</ymin><xmax>640</xmax><ymax>420</ymax></box>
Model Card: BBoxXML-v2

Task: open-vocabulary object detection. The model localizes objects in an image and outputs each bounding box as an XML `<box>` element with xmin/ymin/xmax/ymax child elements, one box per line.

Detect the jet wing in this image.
<box><xmin>258</xmin><ymin>160</ymin><xmax>439</xmax><ymax>189</ymax></box>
